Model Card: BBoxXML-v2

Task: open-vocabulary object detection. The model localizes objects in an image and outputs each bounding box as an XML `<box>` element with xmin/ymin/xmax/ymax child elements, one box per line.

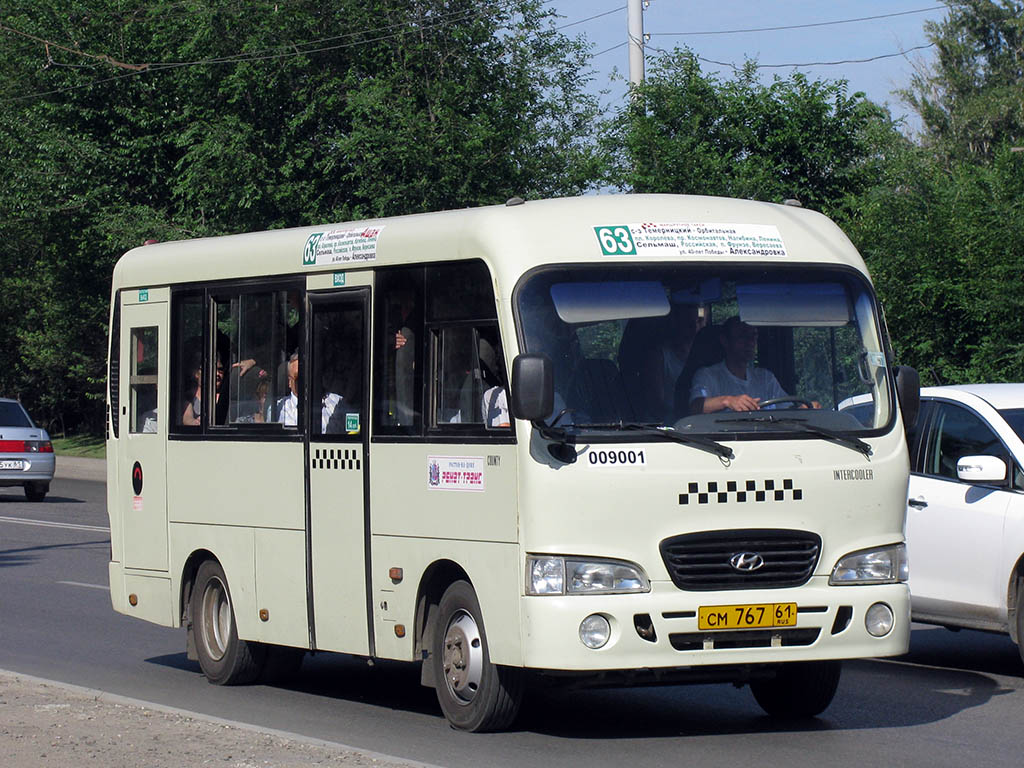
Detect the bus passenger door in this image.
<box><xmin>118</xmin><ymin>294</ymin><xmax>169</xmax><ymax>571</ymax></box>
<box><xmin>307</xmin><ymin>289</ymin><xmax>371</xmax><ymax>654</ymax></box>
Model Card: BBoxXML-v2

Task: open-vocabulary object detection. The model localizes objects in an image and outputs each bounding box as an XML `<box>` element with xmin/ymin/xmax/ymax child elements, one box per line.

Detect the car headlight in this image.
<box><xmin>526</xmin><ymin>556</ymin><xmax>650</xmax><ymax>595</ymax></box>
<box><xmin>830</xmin><ymin>543</ymin><xmax>908</xmax><ymax>585</ymax></box>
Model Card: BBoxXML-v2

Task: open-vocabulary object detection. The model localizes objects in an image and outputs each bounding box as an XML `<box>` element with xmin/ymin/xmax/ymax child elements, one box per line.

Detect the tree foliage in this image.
<box><xmin>849</xmin><ymin>0</ymin><xmax>1024</xmax><ymax>384</ymax></box>
<box><xmin>841</xmin><ymin>141</ymin><xmax>1024</xmax><ymax>384</ymax></box>
<box><xmin>901</xmin><ymin>0</ymin><xmax>1024</xmax><ymax>161</ymax></box>
<box><xmin>602</xmin><ymin>49</ymin><xmax>902</xmax><ymax>218</ymax></box>
<box><xmin>0</xmin><ymin>0</ymin><xmax>600</xmax><ymax>431</ymax></box>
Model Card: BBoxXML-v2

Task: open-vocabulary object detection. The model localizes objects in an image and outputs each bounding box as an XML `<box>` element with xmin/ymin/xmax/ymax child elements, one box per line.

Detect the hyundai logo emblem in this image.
<box><xmin>729</xmin><ymin>552</ymin><xmax>765</xmax><ymax>572</ymax></box>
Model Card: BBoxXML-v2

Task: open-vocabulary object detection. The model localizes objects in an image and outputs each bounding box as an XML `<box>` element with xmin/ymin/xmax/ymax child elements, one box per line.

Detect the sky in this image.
<box><xmin>545</xmin><ymin>1</ymin><xmax>950</xmax><ymax>134</ymax></box>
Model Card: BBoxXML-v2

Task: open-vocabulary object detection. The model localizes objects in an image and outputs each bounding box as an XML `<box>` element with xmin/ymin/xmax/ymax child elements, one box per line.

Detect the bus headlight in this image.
<box><xmin>526</xmin><ymin>556</ymin><xmax>650</xmax><ymax>595</ymax></box>
<box><xmin>829</xmin><ymin>544</ymin><xmax>908</xmax><ymax>585</ymax></box>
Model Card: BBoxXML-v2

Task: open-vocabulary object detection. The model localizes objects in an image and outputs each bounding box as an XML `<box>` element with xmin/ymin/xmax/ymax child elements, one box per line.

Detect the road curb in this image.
<box><xmin>0</xmin><ymin>668</ymin><xmax>442</xmax><ymax>768</ymax></box>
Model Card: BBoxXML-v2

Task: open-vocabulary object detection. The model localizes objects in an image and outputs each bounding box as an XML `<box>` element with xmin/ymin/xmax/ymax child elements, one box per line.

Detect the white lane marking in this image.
<box><xmin>0</xmin><ymin>515</ymin><xmax>108</xmax><ymax>533</ymax></box>
<box><xmin>57</xmin><ymin>581</ymin><xmax>110</xmax><ymax>591</ymax></box>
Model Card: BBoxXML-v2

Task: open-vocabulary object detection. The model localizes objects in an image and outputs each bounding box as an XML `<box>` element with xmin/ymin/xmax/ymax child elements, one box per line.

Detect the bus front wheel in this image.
<box><xmin>431</xmin><ymin>580</ymin><xmax>523</xmax><ymax>732</ymax></box>
<box><xmin>750</xmin><ymin>660</ymin><xmax>841</xmax><ymax>718</ymax></box>
<box><xmin>191</xmin><ymin>560</ymin><xmax>266</xmax><ymax>685</ymax></box>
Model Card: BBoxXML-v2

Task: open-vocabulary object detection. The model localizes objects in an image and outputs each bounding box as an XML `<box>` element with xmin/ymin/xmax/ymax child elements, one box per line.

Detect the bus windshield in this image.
<box><xmin>516</xmin><ymin>265</ymin><xmax>892</xmax><ymax>435</ymax></box>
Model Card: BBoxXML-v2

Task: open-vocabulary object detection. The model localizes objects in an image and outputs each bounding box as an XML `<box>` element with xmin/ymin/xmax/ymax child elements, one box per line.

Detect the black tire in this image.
<box><xmin>24</xmin><ymin>482</ymin><xmax>47</xmax><ymax>502</ymax></box>
<box><xmin>750</xmin><ymin>660</ymin><xmax>841</xmax><ymax>718</ymax></box>
<box><xmin>190</xmin><ymin>560</ymin><xmax>266</xmax><ymax>685</ymax></box>
<box><xmin>430</xmin><ymin>580</ymin><xmax>523</xmax><ymax>732</ymax></box>
<box><xmin>259</xmin><ymin>644</ymin><xmax>306</xmax><ymax>684</ymax></box>
<box><xmin>1016</xmin><ymin>580</ymin><xmax>1024</xmax><ymax>666</ymax></box>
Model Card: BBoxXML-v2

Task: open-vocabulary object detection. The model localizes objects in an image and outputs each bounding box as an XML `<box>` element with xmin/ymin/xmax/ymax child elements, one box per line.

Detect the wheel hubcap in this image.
<box><xmin>442</xmin><ymin>609</ymin><xmax>483</xmax><ymax>704</ymax></box>
<box><xmin>199</xmin><ymin>576</ymin><xmax>232</xmax><ymax>662</ymax></box>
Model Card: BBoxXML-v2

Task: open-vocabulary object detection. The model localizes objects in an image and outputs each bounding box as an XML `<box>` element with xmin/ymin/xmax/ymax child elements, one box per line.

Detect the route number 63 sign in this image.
<box><xmin>594</xmin><ymin>225</ymin><xmax>637</xmax><ymax>256</ymax></box>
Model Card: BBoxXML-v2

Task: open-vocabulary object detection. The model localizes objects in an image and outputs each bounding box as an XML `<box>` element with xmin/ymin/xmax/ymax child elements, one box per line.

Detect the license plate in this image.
<box><xmin>698</xmin><ymin>603</ymin><xmax>798</xmax><ymax>630</ymax></box>
<box><xmin>0</xmin><ymin>460</ymin><xmax>25</xmax><ymax>470</ymax></box>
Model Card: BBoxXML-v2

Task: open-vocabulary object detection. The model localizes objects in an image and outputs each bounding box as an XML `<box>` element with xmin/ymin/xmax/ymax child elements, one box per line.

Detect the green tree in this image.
<box><xmin>844</xmin><ymin>140</ymin><xmax>1024</xmax><ymax>384</ymax></box>
<box><xmin>0</xmin><ymin>0</ymin><xmax>601</xmax><ymax>431</ymax></box>
<box><xmin>902</xmin><ymin>0</ymin><xmax>1024</xmax><ymax>162</ymax></box>
<box><xmin>602</xmin><ymin>49</ymin><xmax>902</xmax><ymax>218</ymax></box>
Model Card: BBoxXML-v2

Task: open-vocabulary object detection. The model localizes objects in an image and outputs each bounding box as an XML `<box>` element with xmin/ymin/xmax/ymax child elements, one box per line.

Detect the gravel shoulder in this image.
<box><xmin>7</xmin><ymin>456</ymin><xmax>424</xmax><ymax>767</ymax></box>
<box><xmin>0</xmin><ymin>670</ymin><xmax>425</xmax><ymax>768</ymax></box>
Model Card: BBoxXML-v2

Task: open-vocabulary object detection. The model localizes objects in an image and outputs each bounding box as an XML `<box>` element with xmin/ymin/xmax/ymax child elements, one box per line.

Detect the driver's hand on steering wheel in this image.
<box><xmin>723</xmin><ymin>394</ymin><xmax>762</xmax><ymax>411</ymax></box>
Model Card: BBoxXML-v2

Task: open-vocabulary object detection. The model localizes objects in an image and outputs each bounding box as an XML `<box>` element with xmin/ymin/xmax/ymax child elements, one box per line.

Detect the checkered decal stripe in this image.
<box><xmin>312</xmin><ymin>448</ymin><xmax>361</xmax><ymax>471</ymax></box>
<box><xmin>679</xmin><ymin>478</ymin><xmax>802</xmax><ymax>505</ymax></box>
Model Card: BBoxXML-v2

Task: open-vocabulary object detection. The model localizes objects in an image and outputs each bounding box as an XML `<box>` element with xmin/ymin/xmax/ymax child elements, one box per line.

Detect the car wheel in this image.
<box><xmin>750</xmin><ymin>660</ymin><xmax>841</xmax><ymax>718</ymax></box>
<box><xmin>190</xmin><ymin>560</ymin><xmax>266</xmax><ymax>685</ymax></box>
<box><xmin>430</xmin><ymin>580</ymin><xmax>523</xmax><ymax>732</ymax></box>
<box><xmin>24</xmin><ymin>482</ymin><xmax>47</xmax><ymax>502</ymax></box>
<box><xmin>1016</xmin><ymin>580</ymin><xmax>1024</xmax><ymax>666</ymax></box>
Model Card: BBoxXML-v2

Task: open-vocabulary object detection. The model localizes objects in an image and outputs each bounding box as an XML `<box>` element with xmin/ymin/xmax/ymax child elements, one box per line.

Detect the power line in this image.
<box><xmin>652</xmin><ymin>6</ymin><xmax>945</xmax><ymax>37</ymax></box>
<box><xmin>1</xmin><ymin>1</ymin><xmax>527</xmax><ymax>103</ymax></box>
<box><xmin>689</xmin><ymin>42</ymin><xmax>938</xmax><ymax>71</ymax></box>
<box><xmin>555</xmin><ymin>5</ymin><xmax>625</xmax><ymax>31</ymax></box>
<box><xmin>0</xmin><ymin>22</ymin><xmax>148</xmax><ymax>70</ymax></box>
<box><xmin>594</xmin><ymin>41</ymin><xmax>628</xmax><ymax>57</ymax></box>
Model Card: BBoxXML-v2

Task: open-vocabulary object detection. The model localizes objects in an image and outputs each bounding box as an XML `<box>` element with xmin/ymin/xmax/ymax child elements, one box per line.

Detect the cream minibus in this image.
<box><xmin>106</xmin><ymin>194</ymin><xmax>919</xmax><ymax>731</ymax></box>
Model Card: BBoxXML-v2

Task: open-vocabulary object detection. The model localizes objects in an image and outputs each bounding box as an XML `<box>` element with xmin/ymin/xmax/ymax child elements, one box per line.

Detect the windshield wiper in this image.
<box><xmin>621</xmin><ymin>423</ymin><xmax>735</xmax><ymax>460</ymax></box>
<box><xmin>716</xmin><ymin>415</ymin><xmax>872</xmax><ymax>457</ymax></box>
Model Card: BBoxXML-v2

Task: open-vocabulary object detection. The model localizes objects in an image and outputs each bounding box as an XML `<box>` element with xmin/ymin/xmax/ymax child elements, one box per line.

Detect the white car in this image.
<box><xmin>843</xmin><ymin>384</ymin><xmax>1024</xmax><ymax>658</ymax></box>
<box><xmin>0</xmin><ymin>398</ymin><xmax>55</xmax><ymax>502</ymax></box>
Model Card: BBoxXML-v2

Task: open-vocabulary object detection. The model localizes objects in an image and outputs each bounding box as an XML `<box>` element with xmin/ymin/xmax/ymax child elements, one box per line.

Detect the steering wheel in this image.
<box><xmin>758</xmin><ymin>396</ymin><xmax>815</xmax><ymax>409</ymax></box>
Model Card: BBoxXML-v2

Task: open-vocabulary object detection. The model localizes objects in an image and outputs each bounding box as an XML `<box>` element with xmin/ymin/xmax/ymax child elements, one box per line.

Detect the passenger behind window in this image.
<box><xmin>270</xmin><ymin>350</ymin><xmax>300</xmax><ymax>425</ymax></box>
<box><xmin>478</xmin><ymin>337</ymin><xmax>509</xmax><ymax>428</ymax></box>
<box><xmin>271</xmin><ymin>349</ymin><xmax>352</xmax><ymax>432</ymax></box>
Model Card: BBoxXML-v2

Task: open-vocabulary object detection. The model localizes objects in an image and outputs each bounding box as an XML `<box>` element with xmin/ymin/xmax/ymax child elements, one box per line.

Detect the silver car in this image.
<box><xmin>0</xmin><ymin>398</ymin><xmax>55</xmax><ymax>502</ymax></box>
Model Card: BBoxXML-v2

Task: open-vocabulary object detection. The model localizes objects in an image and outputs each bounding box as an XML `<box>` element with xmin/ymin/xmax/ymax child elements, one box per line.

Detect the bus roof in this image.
<box><xmin>111</xmin><ymin>194</ymin><xmax>869</xmax><ymax>297</ymax></box>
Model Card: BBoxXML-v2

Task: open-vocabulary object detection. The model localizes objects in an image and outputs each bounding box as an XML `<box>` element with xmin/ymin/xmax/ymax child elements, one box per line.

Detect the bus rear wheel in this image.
<box><xmin>431</xmin><ymin>580</ymin><xmax>523</xmax><ymax>732</ymax></box>
<box><xmin>191</xmin><ymin>560</ymin><xmax>266</xmax><ymax>685</ymax></box>
<box><xmin>750</xmin><ymin>660</ymin><xmax>841</xmax><ymax>718</ymax></box>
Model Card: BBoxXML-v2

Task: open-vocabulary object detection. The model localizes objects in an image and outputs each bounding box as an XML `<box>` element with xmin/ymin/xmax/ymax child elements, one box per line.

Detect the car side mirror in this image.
<box><xmin>510</xmin><ymin>354</ymin><xmax>553</xmax><ymax>422</ymax></box>
<box><xmin>957</xmin><ymin>455</ymin><xmax>1007</xmax><ymax>484</ymax></box>
<box><xmin>894</xmin><ymin>365</ymin><xmax>920</xmax><ymax>431</ymax></box>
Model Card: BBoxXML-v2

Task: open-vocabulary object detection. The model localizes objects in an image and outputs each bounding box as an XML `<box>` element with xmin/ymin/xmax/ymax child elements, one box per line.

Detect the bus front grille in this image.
<box><xmin>659</xmin><ymin>529</ymin><xmax>821</xmax><ymax>591</ymax></box>
<box><xmin>669</xmin><ymin>628</ymin><xmax>821</xmax><ymax>651</ymax></box>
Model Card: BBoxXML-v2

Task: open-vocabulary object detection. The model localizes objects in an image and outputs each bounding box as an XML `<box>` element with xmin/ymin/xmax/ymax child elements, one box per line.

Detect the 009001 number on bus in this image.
<box><xmin>586</xmin><ymin>449</ymin><xmax>646</xmax><ymax>467</ymax></box>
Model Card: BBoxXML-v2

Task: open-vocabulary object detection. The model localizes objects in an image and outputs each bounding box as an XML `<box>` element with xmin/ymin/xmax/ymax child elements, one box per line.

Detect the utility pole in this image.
<box><xmin>627</xmin><ymin>0</ymin><xmax>645</xmax><ymax>88</ymax></box>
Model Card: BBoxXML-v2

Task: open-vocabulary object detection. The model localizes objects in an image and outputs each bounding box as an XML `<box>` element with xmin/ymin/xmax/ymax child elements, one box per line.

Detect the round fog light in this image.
<box><xmin>579</xmin><ymin>614</ymin><xmax>611</xmax><ymax>649</ymax></box>
<box><xmin>865</xmin><ymin>602</ymin><xmax>894</xmax><ymax>637</ymax></box>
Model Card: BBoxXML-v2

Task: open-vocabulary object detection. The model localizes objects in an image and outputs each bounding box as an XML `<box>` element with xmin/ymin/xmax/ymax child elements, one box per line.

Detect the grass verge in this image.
<box><xmin>51</xmin><ymin>434</ymin><xmax>106</xmax><ymax>460</ymax></box>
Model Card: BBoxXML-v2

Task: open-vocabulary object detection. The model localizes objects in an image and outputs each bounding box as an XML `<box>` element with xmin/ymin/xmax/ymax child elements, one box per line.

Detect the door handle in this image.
<box><xmin>908</xmin><ymin>496</ymin><xmax>928</xmax><ymax>509</ymax></box>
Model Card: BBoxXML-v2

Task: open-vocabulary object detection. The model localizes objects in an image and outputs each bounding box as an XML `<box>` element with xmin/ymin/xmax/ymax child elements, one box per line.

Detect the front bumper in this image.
<box><xmin>520</xmin><ymin>577</ymin><xmax>909</xmax><ymax>672</ymax></box>
<box><xmin>0</xmin><ymin>453</ymin><xmax>55</xmax><ymax>486</ymax></box>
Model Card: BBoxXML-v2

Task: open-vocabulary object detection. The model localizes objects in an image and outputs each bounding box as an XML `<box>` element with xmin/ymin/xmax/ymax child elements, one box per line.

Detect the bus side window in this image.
<box><xmin>171</xmin><ymin>293</ymin><xmax>204</xmax><ymax>432</ymax></box>
<box><xmin>129</xmin><ymin>326</ymin><xmax>159</xmax><ymax>433</ymax></box>
<box><xmin>375</xmin><ymin>268</ymin><xmax>424</xmax><ymax>435</ymax></box>
<box><xmin>312</xmin><ymin>302</ymin><xmax>364</xmax><ymax>437</ymax></box>
<box><xmin>214</xmin><ymin>289</ymin><xmax>299</xmax><ymax>427</ymax></box>
<box><xmin>433</xmin><ymin>324</ymin><xmax>508</xmax><ymax>430</ymax></box>
<box><xmin>435</xmin><ymin>325</ymin><xmax>483</xmax><ymax>425</ymax></box>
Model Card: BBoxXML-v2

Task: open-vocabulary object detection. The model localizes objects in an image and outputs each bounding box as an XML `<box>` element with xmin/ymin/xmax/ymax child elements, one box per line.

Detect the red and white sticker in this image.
<box><xmin>427</xmin><ymin>456</ymin><xmax>485</xmax><ymax>492</ymax></box>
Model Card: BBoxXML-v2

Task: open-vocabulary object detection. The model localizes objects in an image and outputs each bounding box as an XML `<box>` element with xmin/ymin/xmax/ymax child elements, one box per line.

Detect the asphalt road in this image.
<box><xmin>2</xmin><ymin>464</ymin><xmax>1023</xmax><ymax>767</ymax></box>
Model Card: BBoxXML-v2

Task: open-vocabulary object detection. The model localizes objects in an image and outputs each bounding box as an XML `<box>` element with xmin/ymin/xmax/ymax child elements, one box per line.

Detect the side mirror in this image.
<box><xmin>894</xmin><ymin>365</ymin><xmax>920</xmax><ymax>432</ymax></box>
<box><xmin>510</xmin><ymin>354</ymin><xmax>553</xmax><ymax>422</ymax></box>
<box><xmin>957</xmin><ymin>455</ymin><xmax>1007</xmax><ymax>484</ymax></box>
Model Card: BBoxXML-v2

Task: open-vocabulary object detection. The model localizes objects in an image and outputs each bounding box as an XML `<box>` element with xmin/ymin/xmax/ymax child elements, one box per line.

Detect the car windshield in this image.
<box><xmin>0</xmin><ymin>401</ymin><xmax>33</xmax><ymax>428</ymax></box>
<box><xmin>999</xmin><ymin>409</ymin><xmax>1024</xmax><ymax>442</ymax></box>
<box><xmin>515</xmin><ymin>265</ymin><xmax>893</xmax><ymax>437</ymax></box>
